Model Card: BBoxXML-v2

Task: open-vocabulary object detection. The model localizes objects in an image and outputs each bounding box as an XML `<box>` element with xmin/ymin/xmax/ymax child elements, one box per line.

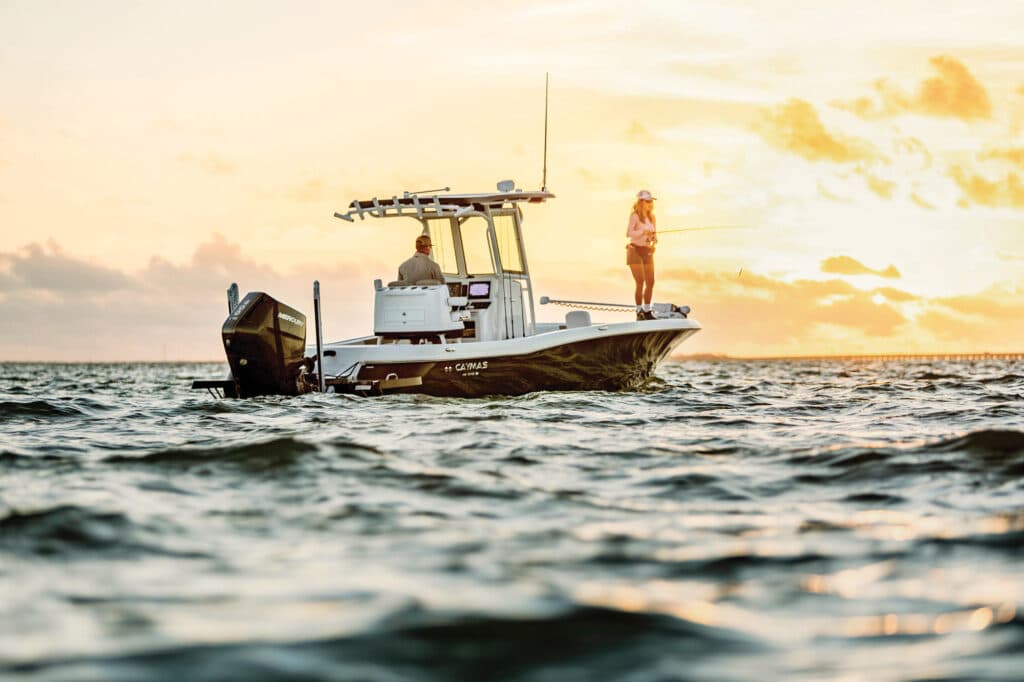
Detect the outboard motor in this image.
<box><xmin>222</xmin><ymin>292</ymin><xmax>311</xmax><ymax>397</ymax></box>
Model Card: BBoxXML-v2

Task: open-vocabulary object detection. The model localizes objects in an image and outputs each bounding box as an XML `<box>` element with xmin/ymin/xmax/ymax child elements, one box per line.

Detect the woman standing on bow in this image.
<box><xmin>626</xmin><ymin>189</ymin><xmax>658</xmax><ymax>320</ymax></box>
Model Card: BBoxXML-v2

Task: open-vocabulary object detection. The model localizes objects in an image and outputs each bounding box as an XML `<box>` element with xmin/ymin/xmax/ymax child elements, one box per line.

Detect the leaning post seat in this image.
<box><xmin>373</xmin><ymin>283</ymin><xmax>465</xmax><ymax>341</ymax></box>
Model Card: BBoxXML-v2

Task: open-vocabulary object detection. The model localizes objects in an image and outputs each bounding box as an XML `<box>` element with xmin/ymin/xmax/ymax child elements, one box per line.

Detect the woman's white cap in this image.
<box><xmin>636</xmin><ymin>189</ymin><xmax>656</xmax><ymax>200</ymax></box>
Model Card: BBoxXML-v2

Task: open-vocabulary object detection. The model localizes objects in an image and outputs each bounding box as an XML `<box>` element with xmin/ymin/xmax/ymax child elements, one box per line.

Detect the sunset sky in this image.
<box><xmin>2</xmin><ymin>1</ymin><xmax>1022</xmax><ymax>360</ymax></box>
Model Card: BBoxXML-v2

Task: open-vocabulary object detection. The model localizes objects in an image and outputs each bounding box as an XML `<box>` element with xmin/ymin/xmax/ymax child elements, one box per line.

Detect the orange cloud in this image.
<box><xmin>821</xmin><ymin>255</ymin><xmax>900</xmax><ymax>279</ymax></box>
<box><xmin>658</xmin><ymin>268</ymin><xmax>908</xmax><ymax>343</ymax></box>
<box><xmin>862</xmin><ymin>171</ymin><xmax>896</xmax><ymax>199</ymax></box>
<box><xmin>837</xmin><ymin>56</ymin><xmax>992</xmax><ymax>121</ymax></box>
<box><xmin>836</xmin><ymin>96</ymin><xmax>874</xmax><ymax>118</ymax></box>
<box><xmin>910</xmin><ymin>192</ymin><xmax>935</xmax><ymax>210</ymax></box>
<box><xmin>915</xmin><ymin>308</ymin><xmax>964</xmax><ymax>341</ymax></box>
<box><xmin>653</xmin><ymin>268</ymin><xmax>1023</xmax><ymax>355</ymax></box>
<box><xmin>915</xmin><ymin>56</ymin><xmax>991</xmax><ymax>119</ymax></box>
<box><xmin>874</xmin><ymin>287</ymin><xmax>918</xmax><ymax>303</ymax></box>
<box><xmin>893</xmin><ymin>137</ymin><xmax>933</xmax><ymax>168</ymax></box>
<box><xmin>935</xmin><ymin>291</ymin><xmax>1024</xmax><ymax>319</ymax></box>
<box><xmin>979</xmin><ymin>146</ymin><xmax>1024</xmax><ymax>168</ymax></box>
<box><xmin>949</xmin><ymin>166</ymin><xmax>1024</xmax><ymax>208</ymax></box>
<box><xmin>758</xmin><ymin>98</ymin><xmax>874</xmax><ymax>163</ymax></box>
<box><xmin>919</xmin><ymin>287</ymin><xmax>1024</xmax><ymax>344</ymax></box>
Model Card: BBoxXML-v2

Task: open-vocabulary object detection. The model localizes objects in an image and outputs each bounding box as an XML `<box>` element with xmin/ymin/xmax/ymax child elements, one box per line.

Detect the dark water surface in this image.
<box><xmin>1</xmin><ymin>360</ymin><xmax>1022</xmax><ymax>681</ymax></box>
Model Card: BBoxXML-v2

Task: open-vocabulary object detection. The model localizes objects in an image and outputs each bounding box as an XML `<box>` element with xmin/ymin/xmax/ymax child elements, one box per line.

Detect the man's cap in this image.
<box><xmin>636</xmin><ymin>189</ymin><xmax>656</xmax><ymax>201</ymax></box>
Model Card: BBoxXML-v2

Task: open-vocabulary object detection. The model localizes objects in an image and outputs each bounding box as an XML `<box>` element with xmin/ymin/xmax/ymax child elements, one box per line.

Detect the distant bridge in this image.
<box><xmin>677</xmin><ymin>352</ymin><xmax>1024</xmax><ymax>362</ymax></box>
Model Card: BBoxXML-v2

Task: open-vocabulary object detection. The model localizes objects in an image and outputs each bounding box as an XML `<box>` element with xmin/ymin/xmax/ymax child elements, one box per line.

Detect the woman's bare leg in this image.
<box><xmin>629</xmin><ymin>264</ymin><xmax>646</xmax><ymax>306</ymax></box>
<box><xmin>643</xmin><ymin>262</ymin><xmax>655</xmax><ymax>305</ymax></box>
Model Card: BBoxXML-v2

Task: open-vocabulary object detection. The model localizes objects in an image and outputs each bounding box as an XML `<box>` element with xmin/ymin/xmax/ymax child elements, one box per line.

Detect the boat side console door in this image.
<box><xmin>490</xmin><ymin>210</ymin><xmax>532</xmax><ymax>339</ymax></box>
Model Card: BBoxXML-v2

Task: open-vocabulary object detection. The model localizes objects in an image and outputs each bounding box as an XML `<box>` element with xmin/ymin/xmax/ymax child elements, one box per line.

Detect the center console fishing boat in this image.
<box><xmin>193</xmin><ymin>182</ymin><xmax>701</xmax><ymax>398</ymax></box>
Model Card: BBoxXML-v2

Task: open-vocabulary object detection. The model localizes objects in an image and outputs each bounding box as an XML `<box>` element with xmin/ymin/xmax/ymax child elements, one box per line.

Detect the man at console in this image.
<box><xmin>397</xmin><ymin>235</ymin><xmax>445</xmax><ymax>284</ymax></box>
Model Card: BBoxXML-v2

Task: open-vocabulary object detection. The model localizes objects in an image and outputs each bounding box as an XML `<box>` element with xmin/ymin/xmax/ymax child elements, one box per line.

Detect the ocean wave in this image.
<box><xmin>978</xmin><ymin>373</ymin><xmax>1024</xmax><ymax>385</ymax></box>
<box><xmin>926</xmin><ymin>429</ymin><xmax>1024</xmax><ymax>456</ymax></box>
<box><xmin>647</xmin><ymin>472</ymin><xmax>751</xmax><ymax>501</ymax></box>
<box><xmin>0</xmin><ymin>505</ymin><xmax>206</xmax><ymax>559</ymax></box>
<box><xmin>0</xmin><ymin>451</ymin><xmax>79</xmax><ymax>470</ymax></box>
<box><xmin>0</xmin><ymin>399</ymin><xmax>83</xmax><ymax>420</ymax></box>
<box><xmin>921</xmin><ymin>530</ymin><xmax>1024</xmax><ymax>554</ymax></box>
<box><xmin>788</xmin><ymin>429</ymin><xmax>1024</xmax><ymax>484</ymax></box>
<box><xmin>3</xmin><ymin>605</ymin><xmax>755</xmax><ymax>681</ymax></box>
<box><xmin>101</xmin><ymin>436</ymin><xmax>323</xmax><ymax>469</ymax></box>
<box><xmin>914</xmin><ymin>371</ymin><xmax>966</xmax><ymax>380</ymax></box>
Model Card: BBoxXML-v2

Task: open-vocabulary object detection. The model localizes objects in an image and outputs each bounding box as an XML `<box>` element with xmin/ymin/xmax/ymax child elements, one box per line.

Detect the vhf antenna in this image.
<box><xmin>541</xmin><ymin>72</ymin><xmax>549</xmax><ymax>192</ymax></box>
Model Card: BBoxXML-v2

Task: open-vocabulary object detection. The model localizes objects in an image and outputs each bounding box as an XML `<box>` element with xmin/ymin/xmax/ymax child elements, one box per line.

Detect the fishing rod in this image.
<box><xmin>657</xmin><ymin>225</ymin><xmax>751</xmax><ymax>235</ymax></box>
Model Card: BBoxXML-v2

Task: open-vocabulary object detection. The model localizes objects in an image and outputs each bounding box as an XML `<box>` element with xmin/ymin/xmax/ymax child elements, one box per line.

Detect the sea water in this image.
<box><xmin>1</xmin><ymin>359</ymin><xmax>1022</xmax><ymax>681</ymax></box>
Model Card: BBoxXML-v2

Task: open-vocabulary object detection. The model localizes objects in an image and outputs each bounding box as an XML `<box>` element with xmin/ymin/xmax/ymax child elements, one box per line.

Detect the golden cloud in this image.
<box><xmin>821</xmin><ymin>255</ymin><xmax>900</xmax><ymax>279</ymax></box>
<box><xmin>979</xmin><ymin>146</ymin><xmax>1024</xmax><ymax>169</ymax></box>
<box><xmin>659</xmin><ymin>268</ymin><xmax>908</xmax><ymax>342</ymax></box>
<box><xmin>910</xmin><ymin>192</ymin><xmax>935</xmax><ymax>210</ymax></box>
<box><xmin>758</xmin><ymin>98</ymin><xmax>874</xmax><ymax>163</ymax></box>
<box><xmin>949</xmin><ymin>166</ymin><xmax>1024</xmax><ymax>209</ymax></box>
<box><xmin>916</xmin><ymin>56</ymin><xmax>991</xmax><ymax>119</ymax></box>
<box><xmin>875</xmin><ymin>287</ymin><xmax>918</xmax><ymax>303</ymax></box>
<box><xmin>893</xmin><ymin>137</ymin><xmax>933</xmax><ymax>168</ymax></box>
<box><xmin>862</xmin><ymin>171</ymin><xmax>896</xmax><ymax>199</ymax></box>
<box><xmin>837</xmin><ymin>56</ymin><xmax>992</xmax><ymax>121</ymax></box>
<box><xmin>915</xmin><ymin>309</ymin><xmax>963</xmax><ymax>341</ymax></box>
<box><xmin>935</xmin><ymin>291</ymin><xmax>1024</xmax><ymax>319</ymax></box>
<box><xmin>919</xmin><ymin>287</ymin><xmax>1024</xmax><ymax>344</ymax></box>
<box><xmin>654</xmin><ymin>268</ymin><xmax>1022</xmax><ymax>355</ymax></box>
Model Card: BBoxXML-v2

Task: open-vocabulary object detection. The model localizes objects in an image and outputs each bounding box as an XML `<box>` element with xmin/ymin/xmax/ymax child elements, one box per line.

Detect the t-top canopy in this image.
<box><xmin>334</xmin><ymin>189</ymin><xmax>555</xmax><ymax>222</ymax></box>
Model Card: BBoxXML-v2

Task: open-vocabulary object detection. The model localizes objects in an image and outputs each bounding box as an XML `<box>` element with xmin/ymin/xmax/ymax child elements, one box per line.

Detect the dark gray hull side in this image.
<box><xmin>354</xmin><ymin>327</ymin><xmax>696</xmax><ymax>397</ymax></box>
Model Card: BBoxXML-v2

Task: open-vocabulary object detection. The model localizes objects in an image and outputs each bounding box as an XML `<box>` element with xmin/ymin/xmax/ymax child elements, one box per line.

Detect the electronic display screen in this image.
<box><xmin>468</xmin><ymin>282</ymin><xmax>491</xmax><ymax>299</ymax></box>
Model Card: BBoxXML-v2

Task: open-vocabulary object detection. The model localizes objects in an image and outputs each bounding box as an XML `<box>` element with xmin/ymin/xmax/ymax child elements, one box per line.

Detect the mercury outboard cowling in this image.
<box><xmin>222</xmin><ymin>292</ymin><xmax>310</xmax><ymax>397</ymax></box>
